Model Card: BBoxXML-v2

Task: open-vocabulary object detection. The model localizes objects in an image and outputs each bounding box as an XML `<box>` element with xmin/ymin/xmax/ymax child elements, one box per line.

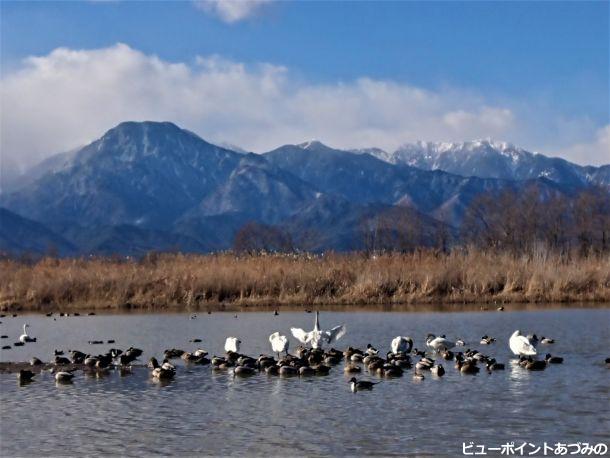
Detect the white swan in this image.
<box><xmin>509</xmin><ymin>330</ymin><xmax>537</xmax><ymax>356</ymax></box>
<box><xmin>19</xmin><ymin>323</ymin><xmax>36</xmax><ymax>343</ymax></box>
<box><xmin>426</xmin><ymin>334</ymin><xmax>454</xmax><ymax>352</ymax></box>
<box><xmin>269</xmin><ymin>332</ymin><xmax>289</xmax><ymax>358</ymax></box>
<box><xmin>391</xmin><ymin>336</ymin><xmax>414</xmax><ymax>354</ymax></box>
<box><xmin>224</xmin><ymin>337</ymin><xmax>241</xmax><ymax>353</ymax></box>
<box><xmin>291</xmin><ymin>311</ymin><xmax>346</xmax><ymax>349</ymax></box>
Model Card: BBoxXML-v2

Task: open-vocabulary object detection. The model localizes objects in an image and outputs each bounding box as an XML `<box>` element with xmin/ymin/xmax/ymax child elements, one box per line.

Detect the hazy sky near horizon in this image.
<box><xmin>1</xmin><ymin>0</ymin><xmax>608</xmax><ymax>174</ymax></box>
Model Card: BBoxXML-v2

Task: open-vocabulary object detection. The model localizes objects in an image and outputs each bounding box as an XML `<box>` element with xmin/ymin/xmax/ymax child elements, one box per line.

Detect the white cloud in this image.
<box><xmin>193</xmin><ymin>0</ymin><xmax>272</xmax><ymax>23</ymax></box>
<box><xmin>558</xmin><ymin>125</ymin><xmax>610</xmax><ymax>166</ymax></box>
<box><xmin>1</xmin><ymin>43</ymin><xmax>608</xmax><ymax>179</ymax></box>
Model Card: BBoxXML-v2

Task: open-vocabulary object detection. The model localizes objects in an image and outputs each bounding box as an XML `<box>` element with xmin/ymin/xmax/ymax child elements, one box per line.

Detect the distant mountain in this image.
<box><xmin>1</xmin><ymin>122</ymin><xmax>604</xmax><ymax>256</ymax></box>
<box><xmin>193</xmin><ymin>153</ymin><xmax>318</xmax><ymax>224</ymax></box>
<box><xmin>1</xmin><ymin>121</ymin><xmax>243</xmax><ymax>230</ymax></box>
<box><xmin>0</xmin><ymin>208</ymin><xmax>76</xmax><ymax>256</ymax></box>
<box><xmin>369</xmin><ymin>140</ymin><xmax>609</xmax><ymax>188</ymax></box>
<box><xmin>263</xmin><ymin>140</ymin><xmax>564</xmax><ymax>225</ymax></box>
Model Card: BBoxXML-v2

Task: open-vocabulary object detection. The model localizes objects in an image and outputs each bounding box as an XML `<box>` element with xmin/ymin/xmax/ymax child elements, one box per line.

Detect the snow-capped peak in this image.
<box><xmin>297</xmin><ymin>139</ymin><xmax>327</xmax><ymax>150</ymax></box>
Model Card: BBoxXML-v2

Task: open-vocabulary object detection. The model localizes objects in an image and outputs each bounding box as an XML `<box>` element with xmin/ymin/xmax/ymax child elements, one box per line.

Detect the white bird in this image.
<box><xmin>19</xmin><ymin>323</ymin><xmax>36</xmax><ymax>343</ymax></box>
<box><xmin>291</xmin><ymin>311</ymin><xmax>346</xmax><ymax>349</ymax></box>
<box><xmin>426</xmin><ymin>334</ymin><xmax>455</xmax><ymax>352</ymax></box>
<box><xmin>391</xmin><ymin>336</ymin><xmax>413</xmax><ymax>354</ymax></box>
<box><xmin>269</xmin><ymin>331</ymin><xmax>289</xmax><ymax>358</ymax></box>
<box><xmin>224</xmin><ymin>337</ymin><xmax>241</xmax><ymax>353</ymax></box>
<box><xmin>509</xmin><ymin>330</ymin><xmax>537</xmax><ymax>356</ymax></box>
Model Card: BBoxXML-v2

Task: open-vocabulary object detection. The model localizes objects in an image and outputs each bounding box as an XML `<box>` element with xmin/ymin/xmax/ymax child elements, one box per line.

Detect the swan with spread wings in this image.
<box><xmin>291</xmin><ymin>311</ymin><xmax>346</xmax><ymax>349</ymax></box>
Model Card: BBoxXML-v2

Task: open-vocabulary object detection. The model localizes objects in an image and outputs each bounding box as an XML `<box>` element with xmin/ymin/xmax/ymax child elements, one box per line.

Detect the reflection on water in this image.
<box><xmin>1</xmin><ymin>308</ymin><xmax>609</xmax><ymax>456</ymax></box>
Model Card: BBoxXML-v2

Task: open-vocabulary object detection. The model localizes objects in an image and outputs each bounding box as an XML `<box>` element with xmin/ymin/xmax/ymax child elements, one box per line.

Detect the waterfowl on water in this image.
<box><xmin>455</xmin><ymin>339</ymin><xmax>465</xmax><ymax>347</ymax></box>
<box><xmin>54</xmin><ymin>356</ymin><xmax>71</xmax><ymax>365</ymax></box>
<box><xmin>224</xmin><ymin>337</ymin><xmax>241</xmax><ymax>354</ymax></box>
<box><xmin>509</xmin><ymin>330</ymin><xmax>537</xmax><ymax>356</ymax></box>
<box><xmin>30</xmin><ymin>357</ymin><xmax>43</xmax><ymax>366</ymax></box>
<box><xmin>291</xmin><ymin>311</ymin><xmax>346</xmax><ymax>349</ymax></box>
<box><xmin>365</xmin><ymin>344</ymin><xmax>379</xmax><ymax>356</ymax></box>
<box><xmin>299</xmin><ymin>366</ymin><xmax>315</xmax><ymax>376</ymax></box>
<box><xmin>440</xmin><ymin>350</ymin><xmax>454</xmax><ymax>361</ymax></box>
<box><xmin>54</xmin><ymin>370</ymin><xmax>75</xmax><ymax>383</ymax></box>
<box><xmin>457</xmin><ymin>359</ymin><xmax>479</xmax><ymax>374</ymax></box>
<box><xmin>149</xmin><ymin>357</ymin><xmax>175</xmax><ymax>380</ymax></box>
<box><xmin>344</xmin><ymin>363</ymin><xmax>362</xmax><ymax>373</ymax></box>
<box><xmin>545</xmin><ymin>354</ymin><xmax>563</xmax><ymax>364</ymax></box>
<box><xmin>19</xmin><ymin>324</ymin><xmax>36</xmax><ymax>343</ymax></box>
<box><xmin>540</xmin><ymin>337</ymin><xmax>555</xmax><ymax>345</ymax></box>
<box><xmin>381</xmin><ymin>365</ymin><xmax>403</xmax><ymax>378</ymax></box>
<box><xmin>265</xmin><ymin>365</ymin><xmax>279</xmax><ymax>375</ymax></box>
<box><xmin>523</xmin><ymin>357</ymin><xmax>546</xmax><ymax>371</ymax></box>
<box><xmin>312</xmin><ymin>364</ymin><xmax>331</xmax><ymax>375</ymax></box>
<box><xmin>18</xmin><ymin>369</ymin><xmax>35</xmax><ymax>382</ymax></box>
<box><xmin>164</xmin><ymin>349</ymin><xmax>185</xmax><ymax>359</ymax></box>
<box><xmin>480</xmin><ymin>335</ymin><xmax>496</xmax><ymax>345</ymax></box>
<box><xmin>431</xmin><ymin>364</ymin><xmax>445</xmax><ymax>377</ymax></box>
<box><xmin>415</xmin><ymin>357</ymin><xmax>434</xmax><ymax>371</ymax></box>
<box><xmin>390</xmin><ymin>336</ymin><xmax>413</xmax><ymax>354</ymax></box>
<box><xmin>349</xmin><ymin>377</ymin><xmax>378</xmax><ymax>392</ymax></box>
<box><xmin>351</xmin><ymin>353</ymin><xmax>364</xmax><ymax>363</ymax></box>
<box><xmin>233</xmin><ymin>366</ymin><xmax>256</xmax><ymax>377</ymax></box>
<box><xmin>486</xmin><ymin>359</ymin><xmax>505</xmax><ymax>371</ymax></box>
<box><xmin>426</xmin><ymin>334</ymin><xmax>455</xmax><ymax>352</ymax></box>
<box><xmin>269</xmin><ymin>332</ymin><xmax>289</xmax><ymax>359</ymax></box>
<box><xmin>279</xmin><ymin>365</ymin><xmax>298</xmax><ymax>376</ymax></box>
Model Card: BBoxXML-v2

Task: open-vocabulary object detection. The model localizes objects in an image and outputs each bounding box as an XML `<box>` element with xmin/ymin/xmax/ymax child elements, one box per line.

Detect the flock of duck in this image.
<box><xmin>6</xmin><ymin>311</ymin><xmax>601</xmax><ymax>392</ymax></box>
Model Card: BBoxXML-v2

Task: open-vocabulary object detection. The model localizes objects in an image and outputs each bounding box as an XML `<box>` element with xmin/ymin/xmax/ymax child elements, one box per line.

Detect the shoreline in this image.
<box><xmin>2</xmin><ymin>251</ymin><xmax>609</xmax><ymax>313</ymax></box>
<box><xmin>2</xmin><ymin>300</ymin><xmax>609</xmax><ymax>316</ymax></box>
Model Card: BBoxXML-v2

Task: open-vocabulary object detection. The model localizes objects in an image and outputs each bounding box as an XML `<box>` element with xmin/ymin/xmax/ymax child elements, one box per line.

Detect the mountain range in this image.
<box><xmin>1</xmin><ymin>121</ymin><xmax>607</xmax><ymax>256</ymax></box>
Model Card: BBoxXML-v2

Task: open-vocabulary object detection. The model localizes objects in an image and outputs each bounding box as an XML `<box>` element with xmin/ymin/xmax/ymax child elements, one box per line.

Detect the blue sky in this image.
<box><xmin>1</xmin><ymin>1</ymin><xmax>609</xmax><ymax>169</ymax></box>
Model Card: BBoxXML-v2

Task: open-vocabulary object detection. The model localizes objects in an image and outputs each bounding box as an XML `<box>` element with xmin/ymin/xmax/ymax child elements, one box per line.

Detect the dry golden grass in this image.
<box><xmin>0</xmin><ymin>250</ymin><xmax>609</xmax><ymax>311</ymax></box>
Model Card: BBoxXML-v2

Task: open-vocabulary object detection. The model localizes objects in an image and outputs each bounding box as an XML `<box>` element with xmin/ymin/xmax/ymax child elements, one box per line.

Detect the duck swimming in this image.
<box><xmin>545</xmin><ymin>353</ymin><xmax>563</xmax><ymax>364</ymax></box>
<box><xmin>149</xmin><ymin>357</ymin><xmax>175</xmax><ymax>380</ymax></box>
<box><xmin>349</xmin><ymin>377</ymin><xmax>378</xmax><ymax>392</ymax></box>
<box><xmin>54</xmin><ymin>369</ymin><xmax>75</xmax><ymax>383</ymax></box>
<box><xmin>18</xmin><ymin>369</ymin><xmax>35</xmax><ymax>382</ymax></box>
<box><xmin>480</xmin><ymin>335</ymin><xmax>496</xmax><ymax>345</ymax></box>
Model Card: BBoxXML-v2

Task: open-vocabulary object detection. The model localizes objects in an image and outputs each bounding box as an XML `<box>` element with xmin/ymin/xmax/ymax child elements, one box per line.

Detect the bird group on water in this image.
<box><xmin>6</xmin><ymin>312</ymin><xmax>610</xmax><ymax>390</ymax></box>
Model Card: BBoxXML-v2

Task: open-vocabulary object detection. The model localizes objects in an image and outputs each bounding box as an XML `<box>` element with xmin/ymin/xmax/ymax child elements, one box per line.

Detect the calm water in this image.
<box><xmin>0</xmin><ymin>308</ymin><xmax>609</xmax><ymax>457</ymax></box>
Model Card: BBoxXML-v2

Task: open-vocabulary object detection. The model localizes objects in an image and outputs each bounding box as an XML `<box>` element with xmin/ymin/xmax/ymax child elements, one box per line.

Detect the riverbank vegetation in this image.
<box><xmin>1</xmin><ymin>248</ymin><xmax>608</xmax><ymax>311</ymax></box>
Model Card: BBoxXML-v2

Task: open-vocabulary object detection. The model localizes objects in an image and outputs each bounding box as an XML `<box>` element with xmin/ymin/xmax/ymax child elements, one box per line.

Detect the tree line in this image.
<box><xmin>232</xmin><ymin>185</ymin><xmax>610</xmax><ymax>257</ymax></box>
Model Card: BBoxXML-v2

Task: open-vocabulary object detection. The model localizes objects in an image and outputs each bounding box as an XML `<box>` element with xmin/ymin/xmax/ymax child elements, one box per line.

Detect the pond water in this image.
<box><xmin>1</xmin><ymin>308</ymin><xmax>609</xmax><ymax>456</ymax></box>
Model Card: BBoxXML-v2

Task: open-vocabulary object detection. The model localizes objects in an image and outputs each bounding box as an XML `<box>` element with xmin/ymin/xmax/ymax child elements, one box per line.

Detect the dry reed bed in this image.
<box><xmin>0</xmin><ymin>251</ymin><xmax>609</xmax><ymax>311</ymax></box>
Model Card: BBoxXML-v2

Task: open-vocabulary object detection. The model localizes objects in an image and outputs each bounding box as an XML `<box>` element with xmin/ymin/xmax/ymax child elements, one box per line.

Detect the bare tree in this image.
<box><xmin>233</xmin><ymin>222</ymin><xmax>293</xmax><ymax>254</ymax></box>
